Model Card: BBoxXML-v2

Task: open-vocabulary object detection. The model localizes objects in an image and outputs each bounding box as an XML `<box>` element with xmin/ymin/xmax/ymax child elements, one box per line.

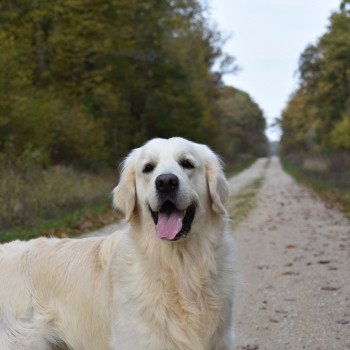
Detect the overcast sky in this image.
<box><xmin>209</xmin><ymin>0</ymin><xmax>339</xmax><ymax>141</ymax></box>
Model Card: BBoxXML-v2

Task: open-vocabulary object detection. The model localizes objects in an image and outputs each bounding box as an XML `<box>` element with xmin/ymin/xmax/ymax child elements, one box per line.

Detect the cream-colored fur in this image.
<box><xmin>0</xmin><ymin>137</ymin><xmax>236</xmax><ymax>349</ymax></box>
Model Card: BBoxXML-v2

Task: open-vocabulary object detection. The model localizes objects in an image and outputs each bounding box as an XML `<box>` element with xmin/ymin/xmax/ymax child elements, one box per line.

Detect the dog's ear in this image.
<box><xmin>113</xmin><ymin>150</ymin><xmax>137</xmax><ymax>222</ymax></box>
<box><xmin>203</xmin><ymin>146</ymin><xmax>229</xmax><ymax>215</ymax></box>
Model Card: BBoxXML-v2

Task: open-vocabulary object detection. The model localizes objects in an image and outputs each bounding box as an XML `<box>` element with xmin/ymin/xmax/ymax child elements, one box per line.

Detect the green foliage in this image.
<box><xmin>340</xmin><ymin>0</ymin><xmax>350</xmax><ymax>12</ymax></box>
<box><xmin>0</xmin><ymin>1</ymin><xmax>269</xmax><ymax>236</ymax></box>
<box><xmin>216</xmin><ymin>86</ymin><xmax>268</xmax><ymax>161</ymax></box>
<box><xmin>331</xmin><ymin>111</ymin><xmax>350</xmax><ymax>149</ymax></box>
<box><xmin>279</xmin><ymin>3</ymin><xmax>350</xmax><ymax>214</ymax></box>
<box><xmin>280</xmin><ymin>4</ymin><xmax>350</xmax><ymax>154</ymax></box>
<box><xmin>0</xmin><ymin>0</ymin><xmax>266</xmax><ymax>169</ymax></box>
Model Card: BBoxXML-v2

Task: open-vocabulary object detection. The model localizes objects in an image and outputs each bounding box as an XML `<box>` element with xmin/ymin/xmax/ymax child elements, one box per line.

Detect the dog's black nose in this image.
<box><xmin>155</xmin><ymin>173</ymin><xmax>179</xmax><ymax>193</ymax></box>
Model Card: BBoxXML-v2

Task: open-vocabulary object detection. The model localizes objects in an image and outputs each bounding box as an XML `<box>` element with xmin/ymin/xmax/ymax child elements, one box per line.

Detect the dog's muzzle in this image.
<box><xmin>150</xmin><ymin>173</ymin><xmax>196</xmax><ymax>241</ymax></box>
<box><xmin>149</xmin><ymin>201</ymin><xmax>196</xmax><ymax>241</ymax></box>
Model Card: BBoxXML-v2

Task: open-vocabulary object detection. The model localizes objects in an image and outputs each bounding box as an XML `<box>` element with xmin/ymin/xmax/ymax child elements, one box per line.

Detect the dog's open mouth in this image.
<box><xmin>150</xmin><ymin>201</ymin><xmax>196</xmax><ymax>241</ymax></box>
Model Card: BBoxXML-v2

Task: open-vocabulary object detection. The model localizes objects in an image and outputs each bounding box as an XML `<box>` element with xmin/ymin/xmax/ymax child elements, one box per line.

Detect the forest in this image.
<box><xmin>280</xmin><ymin>1</ymin><xmax>349</xmax><ymax>155</ymax></box>
<box><xmin>0</xmin><ymin>0</ymin><xmax>267</xmax><ymax>234</ymax></box>
<box><xmin>280</xmin><ymin>0</ymin><xmax>350</xmax><ymax>214</ymax></box>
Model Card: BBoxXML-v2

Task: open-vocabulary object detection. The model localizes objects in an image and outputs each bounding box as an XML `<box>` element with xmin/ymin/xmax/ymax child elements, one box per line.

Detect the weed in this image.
<box><xmin>0</xmin><ymin>164</ymin><xmax>117</xmax><ymax>239</ymax></box>
<box><xmin>1</xmin><ymin>198</ymin><xmax>121</xmax><ymax>243</ymax></box>
<box><xmin>281</xmin><ymin>158</ymin><xmax>350</xmax><ymax>217</ymax></box>
<box><xmin>229</xmin><ymin>176</ymin><xmax>265</xmax><ymax>228</ymax></box>
<box><xmin>226</xmin><ymin>157</ymin><xmax>256</xmax><ymax>177</ymax></box>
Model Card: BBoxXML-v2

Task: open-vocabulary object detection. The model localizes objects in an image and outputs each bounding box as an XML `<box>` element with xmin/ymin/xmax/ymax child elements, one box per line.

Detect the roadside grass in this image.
<box><xmin>225</xmin><ymin>157</ymin><xmax>256</xmax><ymax>177</ymax></box>
<box><xmin>0</xmin><ymin>156</ymin><xmax>264</xmax><ymax>243</ymax></box>
<box><xmin>1</xmin><ymin>199</ymin><xmax>121</xmax><ymax>243</ymax></box>
<box><xmin>229</xmin><ymin>176</ymin><xmax>265</xmax><ymax>228</ymax></box>
<box><xmin>282</xmin><ymin>158</ymin><xmax>350</xmax><ymax>217</ymax></box>
<box><xmin>226</xmin><ymin>155</ymin><xmax>271</xmax><ymax>178</ymax></box>
<box><xmin>0</xmin><ymin>165</ymin><xmax>120</xmax><ymax>242</ymax></box>
<box><xmin>225</xmin><ymin>158</ymin><xmax>256</xmax><ymax>178</ymax></box>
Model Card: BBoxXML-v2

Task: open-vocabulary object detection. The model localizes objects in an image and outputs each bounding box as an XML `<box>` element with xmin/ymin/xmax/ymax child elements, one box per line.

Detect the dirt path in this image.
<box><xmin>233</xmin><ymin>157</ymin><xmax>350</xmax><ymax>350</ymax></box>
<box><xmin>228</xmin><ymin>158</ymin><xmax>268</xmax><ymax>196</ymax></box>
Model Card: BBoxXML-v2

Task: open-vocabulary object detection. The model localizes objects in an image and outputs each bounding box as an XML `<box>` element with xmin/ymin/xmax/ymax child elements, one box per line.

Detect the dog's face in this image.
<box><xmin>113</xmin><ymin>138</ymin><xmax>229</xmax><ymax>241</ymax></box>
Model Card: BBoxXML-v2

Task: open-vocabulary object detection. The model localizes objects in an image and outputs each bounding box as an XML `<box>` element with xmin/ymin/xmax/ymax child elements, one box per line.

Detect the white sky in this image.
<box><xmin>209</xmin><ymin>0</ymin><xmax>339</xmax><ymax>141</ymax></box>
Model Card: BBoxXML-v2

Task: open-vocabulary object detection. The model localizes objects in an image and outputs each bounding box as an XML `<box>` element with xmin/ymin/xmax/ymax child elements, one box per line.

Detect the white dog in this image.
<box><xmin>0</xmin><ymin>137</ymin><xmax>236</xmax><ymax>350</ymax></box>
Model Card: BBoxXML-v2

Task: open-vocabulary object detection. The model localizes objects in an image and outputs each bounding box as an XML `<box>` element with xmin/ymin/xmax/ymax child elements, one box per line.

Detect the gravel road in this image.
<box><xmin>228</xmin><ymin>158</ymin><xmax>268</xmax><ymax>196</ymax></box>
<box><xmin>86</xmin><ymin>157</ymin><xmax>350</xmax><ymax>349</ymax></box>
<box><xmin>233</xmin><ymin>157</ymin><xmax>350</xmax><ymax>350</ymax></box>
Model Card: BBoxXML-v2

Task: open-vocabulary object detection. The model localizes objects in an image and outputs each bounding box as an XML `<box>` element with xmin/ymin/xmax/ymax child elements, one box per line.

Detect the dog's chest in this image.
<box><xmin>161</xmin><ymin>273</ymin><xmax>221</xmax><ymax>347</ymax></box>
<box><xmin>111</xmin><ymin>258</ymin><xmax>222</xmax><ymax>350</ymax></box>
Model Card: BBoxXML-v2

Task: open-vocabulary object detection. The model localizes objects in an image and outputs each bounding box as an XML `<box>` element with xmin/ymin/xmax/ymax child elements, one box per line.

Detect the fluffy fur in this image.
<box><xmin>0</xmin><ymin>137</ymin><xmax>236</xmax><ymax>349</ymax></box>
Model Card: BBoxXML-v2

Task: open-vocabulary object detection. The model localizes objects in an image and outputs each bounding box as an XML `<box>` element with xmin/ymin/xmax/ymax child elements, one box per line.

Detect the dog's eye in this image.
<box><xmin>180</xmin><ymin>159</ymin><xmax>194</xmax><ymax>169</ymax></box>
<box><xmin>143</xmin><ymin>163</ymin><xmax>155</xmax><ymax>174</ymax></box>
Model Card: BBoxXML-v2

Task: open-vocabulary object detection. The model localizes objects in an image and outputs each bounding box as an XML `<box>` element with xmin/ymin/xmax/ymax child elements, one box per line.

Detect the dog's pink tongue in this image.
<box><xmin>156</xmin><ymin>211</ymin><xmax>184</xmax><ymax>240</ymax></box>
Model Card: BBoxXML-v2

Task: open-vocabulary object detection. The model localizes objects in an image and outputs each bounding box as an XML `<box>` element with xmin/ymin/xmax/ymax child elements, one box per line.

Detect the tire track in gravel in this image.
<box><xmin>233</xmin><ymin>156</ymin><xmax>350</xmax><ymax>350</ymax></box>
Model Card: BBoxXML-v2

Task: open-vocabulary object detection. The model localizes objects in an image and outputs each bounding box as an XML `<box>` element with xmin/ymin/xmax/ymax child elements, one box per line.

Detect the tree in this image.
<box><xmin>280</xmin><ymin>3</ymin><xmax>350</xmax><ymax>153</ymax></box>
<box><xmin>216</xmin><ymin>87</ymin><xmax>268</xmax><ymax>160</ymax></box>
<box><xmin>0</xmin><ymin>0</ymin><xmax>265</xmax><ymax>169</ymax></box>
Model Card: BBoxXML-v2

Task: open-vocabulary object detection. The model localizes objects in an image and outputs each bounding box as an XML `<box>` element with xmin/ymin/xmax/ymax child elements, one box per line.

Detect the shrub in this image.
<box><xmin>0</xmin><ymin>163</ymin><xmax>115</xmax><ymax>231</ymax></box>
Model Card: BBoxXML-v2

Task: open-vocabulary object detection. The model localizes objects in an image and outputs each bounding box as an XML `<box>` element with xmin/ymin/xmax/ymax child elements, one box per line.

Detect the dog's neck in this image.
<box><xmin>128</xmin><ymin>215</ymin><xmax>226</xmax><ymax>277</ymax></box>
<box><xmin>121</xmin><ymin>216</ymin><xmax>229</xmax><ymax>348</ymax></box>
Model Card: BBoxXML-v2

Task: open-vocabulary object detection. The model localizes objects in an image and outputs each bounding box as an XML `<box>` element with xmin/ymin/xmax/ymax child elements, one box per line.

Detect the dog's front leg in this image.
<box><xmin>210</xmin><ymin>299</ymin><xmax>235</xmax><ymax>350</ymax></box>
<box><xmin>211</xmin><ymin>325</ymin><xmax>235</xmax><ymax>350</ymax></box>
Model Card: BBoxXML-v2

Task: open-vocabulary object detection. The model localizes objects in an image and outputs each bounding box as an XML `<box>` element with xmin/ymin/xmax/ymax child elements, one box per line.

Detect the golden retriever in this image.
<box><xmin>0</xmin><ymin>137</ymin><xmax>236</xmax><ymax>349</ymax></box>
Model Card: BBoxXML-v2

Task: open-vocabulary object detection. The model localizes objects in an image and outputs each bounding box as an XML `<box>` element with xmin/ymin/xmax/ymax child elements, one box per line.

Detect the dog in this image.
<box><xmin>0</xmin><ymin>137</ymin><xmax>236</xmax><ymax>349</ymax></box>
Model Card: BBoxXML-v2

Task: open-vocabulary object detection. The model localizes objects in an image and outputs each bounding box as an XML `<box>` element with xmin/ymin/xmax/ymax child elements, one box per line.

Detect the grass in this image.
<box><xmin>281</xmin><ymin>158</ymin><xmax>350</xmax><ymax>217</ymax></box>
<box><xmin>229</xmin><ymin>176</ymin><xmax>265</xmax><ymax>228</ymax></box>
<box><xmin>0</xmin><ymin>164</ymin><xmax>120</xmax><ymax>242</ymax></box>
<box><xmin>0</xmin><ymin>156</ymin><xmax>264</xmax><ymax>243</ymax></box>
<box><xmin>1</xmin><ymin>199</ymin><xmax>121</xmax><ymax>243</ymax></box>
<box><xmin>225</xmin><ymin>157</ymin><xmax>256</xmax><ymax>177</ymax></box>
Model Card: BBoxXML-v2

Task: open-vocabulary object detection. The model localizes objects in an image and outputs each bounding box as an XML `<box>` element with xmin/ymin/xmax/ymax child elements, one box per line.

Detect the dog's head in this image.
<box><xmin>113</xmin><ymin>137</ymin><xmax>229</xmax><ymax>241</ymax></box>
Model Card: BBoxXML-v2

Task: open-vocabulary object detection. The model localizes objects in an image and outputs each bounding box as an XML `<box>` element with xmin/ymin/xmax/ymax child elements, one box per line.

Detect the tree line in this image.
<box><xmin>0</xmin><ymin>0</ymin><xmax>267</xmax><ymax>170</ymax></box>
<box><xmin>280</xmin><ymin>0</ymin><xmax>350</xmax><ymax>155</ymax></box>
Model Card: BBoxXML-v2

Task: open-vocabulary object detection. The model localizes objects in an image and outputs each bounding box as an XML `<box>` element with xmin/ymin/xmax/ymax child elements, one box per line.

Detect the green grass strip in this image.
<box><xmin>229</xmin><ymin>176</ymin><xmax>265</xmax><ymax>228</ymax></box>
<box><xmin>225</xmin><ymin>158</ymin><xmax>256</xmax><ymax>177</ymax></box>
<box><xmin>0</xmin><ymin>199</ymin><xmax>121</xmax><ymax>243</ymax></box>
